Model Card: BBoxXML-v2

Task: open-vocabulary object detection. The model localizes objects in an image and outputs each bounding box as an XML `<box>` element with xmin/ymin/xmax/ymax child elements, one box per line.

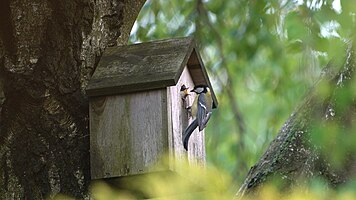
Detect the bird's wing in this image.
<box><xmin>183</xmin><ymin>119</ymin><xmax>198</xmax><ymax>151</ymax></box>
<box><xmin>202</xmin><ymin>112</ymin><xmax>212</xmax><ymax>128</ymax></box>
<box><xmin>197</xmin><ymin>93</ymin><xmax>208</xmax><ymax>131</ymax></box>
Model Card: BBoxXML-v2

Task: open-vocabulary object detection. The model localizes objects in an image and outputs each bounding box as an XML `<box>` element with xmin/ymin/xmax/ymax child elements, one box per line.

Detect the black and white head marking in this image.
<box><xmin>191</xmin><ymin>85</ymin><xmax>208</xmax><ymax>94</ymax></box>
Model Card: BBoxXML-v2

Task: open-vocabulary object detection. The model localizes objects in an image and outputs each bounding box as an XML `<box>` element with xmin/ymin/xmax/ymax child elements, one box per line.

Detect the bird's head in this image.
<box><xmin>180</xmin><ymin>84</ymin><xmax>189</xmax><ymax>91</ymax></box>
<box><xmin>191</xmin><ymin>85</ymin><xmax>209</xmax><ymax>94</ymax></box>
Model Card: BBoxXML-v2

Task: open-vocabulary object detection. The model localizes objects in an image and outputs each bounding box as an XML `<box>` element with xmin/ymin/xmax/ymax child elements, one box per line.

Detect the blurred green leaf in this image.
<box><xmin>287</xmin><ymin>39</ymin><xmax>304</xmax><ymax>53</ymax></box>
<box><xmin>285</xmin><ymin>11</ymin><xmax>309</xmax><ymax>41</ymax></box>
<box><xmin>130</xmin><ymin>0</ymin><xmax>355</xmax><ymax>190</ymax></box>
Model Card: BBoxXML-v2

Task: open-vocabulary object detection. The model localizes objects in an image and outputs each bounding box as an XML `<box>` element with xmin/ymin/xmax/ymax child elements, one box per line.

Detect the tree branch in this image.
<box><xmin>196</xmin><ymin>0</ymin><xmax>247</xmax><ymax>142</ymax></box>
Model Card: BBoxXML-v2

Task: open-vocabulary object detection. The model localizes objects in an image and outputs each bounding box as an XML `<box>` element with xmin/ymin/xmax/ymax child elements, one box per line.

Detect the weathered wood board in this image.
<box><xmin>167</xmin><ymin>66</ymin><xmax>205</xmax><ymax>170</ymax></box>
<box><xmin>90</xmin><ymin>89</ymin><xmax>168</xmax><ymax>179</ymax></box>
<box><xmin>87</xmin><ymin>37</ymin><xmax>216</xmax><ymax>184</ymax></box>
<box><xmin>86</xmin><ymin>37</ymin><xmax>218</xmax><ymax>108</ymax></box>
<box><xmin>86</xmin><ymin>37</ymin><xmax>194</xmax><ymax>96</ymax></box>
<box><xmin>90</xmin><ymin>67</ymin><xmax>206</xmax><ymax>179</ymax></box>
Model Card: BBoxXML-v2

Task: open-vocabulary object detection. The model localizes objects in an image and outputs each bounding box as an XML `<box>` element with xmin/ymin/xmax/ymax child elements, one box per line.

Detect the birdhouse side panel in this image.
<box><xmin>90</xmin><ymin>89</ymin><xmax>169</xmax><ymax>179</ymax></box>
<box><xmin>167</xmin><ymin>66</ymin><xmax>206</xmax><ymax>170</ymax></box>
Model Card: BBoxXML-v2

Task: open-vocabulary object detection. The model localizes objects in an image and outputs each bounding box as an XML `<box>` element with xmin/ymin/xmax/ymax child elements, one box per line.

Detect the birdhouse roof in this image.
<box><xmin>86</xmin><ymin>37</ymin><xmax>218</xmax><ymax>108</ymax></box>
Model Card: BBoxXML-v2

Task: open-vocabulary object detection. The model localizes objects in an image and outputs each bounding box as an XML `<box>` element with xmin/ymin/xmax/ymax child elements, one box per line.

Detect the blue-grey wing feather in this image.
<box><xmin>197</xmin><ymin>93</ymin><xmax>208</xmax><ymax>131</ymax></box>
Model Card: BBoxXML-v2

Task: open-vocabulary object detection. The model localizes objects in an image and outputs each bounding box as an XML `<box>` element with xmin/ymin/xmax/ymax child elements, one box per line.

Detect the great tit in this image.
<box><xmin>180</xmin><ymin>84</ymin><xmax>191</xmax><ymax>111</ymax></box>
<box><xmin>183</xmin><ymin>85</ymin><xmax>213</xmax><ymax>151</ymax></box>
<box><xmin>180</xmin><ymin>84</ymin><xmax>190</xmax><ymax>100</ymax></box>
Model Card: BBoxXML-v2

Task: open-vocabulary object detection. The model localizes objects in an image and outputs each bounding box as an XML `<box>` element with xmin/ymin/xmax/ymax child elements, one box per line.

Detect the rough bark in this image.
<box><xmin>0</xmin><ymin>0</ymin><xmax>145</xmax><ymax>199</ymax></box>
<box><xmin>236</xmin><ymin>45</ymin><xmax>356</xmax><ymax>199</ymax></box>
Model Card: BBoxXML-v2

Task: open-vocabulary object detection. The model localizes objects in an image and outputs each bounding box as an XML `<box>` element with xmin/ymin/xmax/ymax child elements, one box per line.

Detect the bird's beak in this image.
<box><xmin>183</xmin><ymin>89</ymin><xmax>189</xmax><ymax>95</ymax></box>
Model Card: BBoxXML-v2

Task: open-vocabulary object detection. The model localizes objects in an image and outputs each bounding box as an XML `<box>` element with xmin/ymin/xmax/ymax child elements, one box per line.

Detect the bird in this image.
<box><xmin>183</xmin><ymin>85</ymin><xmax>213</xmax><ymax>151</ymax></box>
<box><xmin>180</xmin><ymin>84</ymin><xmax>190</xmax><ymax>100</ymax></box>
<box><xmin>180</xmin><ymin>84</ymin><xmax>191</xmax><ymax>112</ymax></box>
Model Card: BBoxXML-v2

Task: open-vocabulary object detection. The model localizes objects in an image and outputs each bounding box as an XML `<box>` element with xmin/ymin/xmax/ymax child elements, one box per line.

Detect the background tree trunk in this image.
<box><xmin>236</xmin><ymin>46</ymin><xmax>356</xmax><ymax>199</ymax></box>
<box><xmin>0</xmin><ymin>0</ymin><xmax>145</xmax><ymax>198</ymax></box>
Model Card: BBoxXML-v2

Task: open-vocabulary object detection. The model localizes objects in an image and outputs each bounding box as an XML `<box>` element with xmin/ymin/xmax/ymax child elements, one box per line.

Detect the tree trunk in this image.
<box><xmin>236</xmin><ymin>45</ymin><xmax>356</xmax><ymax>199</ymax></box>
<box><xmin>0</xmin><ymin>0</ymin><xmax>145</xmax><ymax>198</ymax></box>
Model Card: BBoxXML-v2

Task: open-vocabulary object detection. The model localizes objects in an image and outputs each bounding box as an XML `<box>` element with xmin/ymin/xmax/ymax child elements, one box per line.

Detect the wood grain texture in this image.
<box><xmin>90</xmin><ymin>89</ymin><xmax>168</xmax><ymax>179</ymax></box>
<box><xmin>86</xmin><ymin>37</ymin><xmax>194</xmax><ymax>96</ymax></box>
<box><xmin>187</xmin><ymin>49</ymin><xmax>218</xmax><ymax>108</ymax></box>
<box><xmin>85</xmin><ymin>37</ymin><xmax>218</xmax><ymax>108</ymax></box>
<box><xmin>90</xmin><ymin>67</ymin><xmax>206</xmax><ymax>180</ymax></box>
<box><xmin>167</xmin><ymin>66</ymin><xmax>206</xmax><ymax>169</ymax></box>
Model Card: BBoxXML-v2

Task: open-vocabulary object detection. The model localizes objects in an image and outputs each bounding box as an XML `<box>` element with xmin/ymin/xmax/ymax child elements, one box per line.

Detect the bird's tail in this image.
<box><xmin>183</xmin><ymin>119</ymin><xmax>198</xmax><ymax>151</ymax></box>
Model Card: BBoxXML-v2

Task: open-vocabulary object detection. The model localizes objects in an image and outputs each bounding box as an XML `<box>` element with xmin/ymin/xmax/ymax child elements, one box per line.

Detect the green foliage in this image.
<box><xmin>51</xmin><ymin>158</ymin><xmax>356</xmax><ymax>199</ymax></box>
<box><xmin>130</xmin><ymin>0</ymin><xmax>355</xmax><ymax>190</ymax></box>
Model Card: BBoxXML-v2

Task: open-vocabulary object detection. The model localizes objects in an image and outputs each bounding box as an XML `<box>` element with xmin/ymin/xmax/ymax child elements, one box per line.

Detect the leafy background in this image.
<box><xmin>129</xmin><ymin>0</ymin><xmax>354</xmax><ymax>190</ymax></box>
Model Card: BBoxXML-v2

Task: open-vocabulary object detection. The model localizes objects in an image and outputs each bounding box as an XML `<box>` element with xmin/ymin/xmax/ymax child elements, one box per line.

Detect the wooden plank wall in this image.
<box><xmin>168</xmin><ymin>66</ymin><xmax>206</xmax><ymax>170</ymax></box>
<box><xmin>90</xmin><ymin>89</ymin><xmax>168</xmax><ymax>179</ymax></box>
<box><xmin>89</xmin><ymin>66</ymin><xmax>206</xmax><ymax>180</ymax></box>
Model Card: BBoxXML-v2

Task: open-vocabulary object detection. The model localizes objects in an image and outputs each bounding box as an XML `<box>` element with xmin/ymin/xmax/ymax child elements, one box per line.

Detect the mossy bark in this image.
<box><xmin>236</xmin><ymin>45</ymin><xmax>356</xmax><ymax>199</ymax></box>
<box><xmin>0</xmin><ymin>0</ymin><xmax>145</xmax><ymax>199</ymax></box>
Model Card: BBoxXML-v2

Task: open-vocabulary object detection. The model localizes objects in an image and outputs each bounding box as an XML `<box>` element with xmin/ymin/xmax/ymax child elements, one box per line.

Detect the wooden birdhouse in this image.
<box><xmin>86</xmin><ymin>37</ymin><xmax>218</xmax><ymax>183</ymax></box>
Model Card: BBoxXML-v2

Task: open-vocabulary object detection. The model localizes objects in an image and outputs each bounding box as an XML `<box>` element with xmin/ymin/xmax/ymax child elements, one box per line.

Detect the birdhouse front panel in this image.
<box><xmin>167</xmin><ymin>66</ymin><xmax>205</xmax><ymax>169</ymax></box>
<box><xmin>90</xmin><ymin>89</ymin><xmax>169</xmax><ymax>179</ymax></box>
